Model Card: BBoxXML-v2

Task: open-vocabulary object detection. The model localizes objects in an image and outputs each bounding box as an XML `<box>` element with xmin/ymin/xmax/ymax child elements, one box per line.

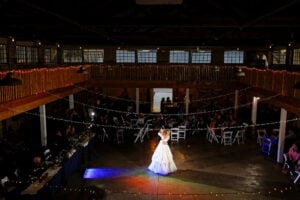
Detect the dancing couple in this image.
<box><xmin>148</xmin><ymin>128</ymin><xmax>177</xmax><ymax>175</ymax></box>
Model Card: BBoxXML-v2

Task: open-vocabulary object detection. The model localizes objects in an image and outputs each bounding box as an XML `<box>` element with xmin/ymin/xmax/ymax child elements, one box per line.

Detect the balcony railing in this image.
<box><xmin>1</xmin><ymin>64</ymin><xmax>300</xmax><ymax>104</ymax></box>
<box><xmin>91</xmin><ymin>64</ymin><xmax>237</xmax><ymax>81</ymax></box>
<box><xmin>0</xmin><ymin>66</ymin><xmax>91</xmax><ymax>103</ymax></box>
<box><xmin>239</xmin><ymin>67</ymin><xmax>300</xmax><ymax>99</ymax></box>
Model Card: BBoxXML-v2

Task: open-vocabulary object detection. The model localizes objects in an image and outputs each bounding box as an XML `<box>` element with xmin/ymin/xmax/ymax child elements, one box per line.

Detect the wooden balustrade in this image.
<box><xmin>91</xmin><ymin>64</ymin><xmax>300</xmax><ymax>99</ymax></box>
<box><xmin>0</xmin><ymin>65</ymin><xmax>91</xmax><ymax>103</ymax></box>
<box><xmin>239</xmin><ymin>67</ymin><xmax>300</xmax><ymax>99</ymax></box>
<box><xmin>1</xmin><ymin>64</ymin><xmax>300</xmax><ymax>106</ymax></box>
<box><xmin>91</xmin><ymin>64</ymin><xmax>237</xmax><ymax>81</ymax></box>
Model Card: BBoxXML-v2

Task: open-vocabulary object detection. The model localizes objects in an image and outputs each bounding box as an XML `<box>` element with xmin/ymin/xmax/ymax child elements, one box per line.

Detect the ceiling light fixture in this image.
<box><xmin>77</xmin><ymin>66</ymin><xmax>88</xmax><ymax>74</ymax></box>
<box><xmin>213</xmin><ymin>66</ymin><xmax>220</xmax><ymax>72</ymax></box>
<box><xmin>0</xmin><ymin>72</ymin><xmax>22</xmax><ymax>86</ymax></box>
<box><xmin>235</xmin><ymin>68</ymin><xmax>245</xmax><ymax>77</ymax></box>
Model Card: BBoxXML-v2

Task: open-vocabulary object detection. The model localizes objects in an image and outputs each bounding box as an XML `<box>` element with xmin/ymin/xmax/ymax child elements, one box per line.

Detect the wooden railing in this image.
<box><xmin>90</xmin><ymin>64</ymin><xmax>300</xmax><ymax>99</ymax></box>
<box><xmin>91</xmin><ymin>64</ymin><xmax>238</xmax><ymax>81</ymax></box>
<box><xmin>1</xmin><ymin>64</ymin><xmax>300</xmax><ymax>104</ymax></box>
<box><xmin>0</xmin><ymin>65</ymin><xmax>91</xmax><ymax>103</ymax></box>
<box><xmin>239</xmin><ymin>67</ymin><xmax>300</xmax><ymax>99</ymax></box>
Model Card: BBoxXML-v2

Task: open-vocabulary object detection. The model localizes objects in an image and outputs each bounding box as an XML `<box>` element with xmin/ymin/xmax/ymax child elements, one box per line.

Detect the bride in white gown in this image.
<box><xmin>148</xmin><ymin>129</ymin><xmax>177</xmax><ymax>175</ymax></box>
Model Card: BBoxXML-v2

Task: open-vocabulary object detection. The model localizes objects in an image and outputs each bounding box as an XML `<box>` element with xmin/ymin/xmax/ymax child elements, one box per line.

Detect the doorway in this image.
<box><xmin>152</xmin><ymin>88</ymin><xmax>173</xmax><ymax>113</ymax></box>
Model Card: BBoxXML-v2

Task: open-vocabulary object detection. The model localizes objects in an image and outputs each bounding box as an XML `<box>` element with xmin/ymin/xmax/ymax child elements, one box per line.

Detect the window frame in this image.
<box><xmin>169</xmin><ymin>50</ymin><xmax>189</xmax><ymax>64</ymax></box>
<box><xmin>224</xmin><ymin>50</ymin><xmax>244</xmax><ymax>64</ymax></box>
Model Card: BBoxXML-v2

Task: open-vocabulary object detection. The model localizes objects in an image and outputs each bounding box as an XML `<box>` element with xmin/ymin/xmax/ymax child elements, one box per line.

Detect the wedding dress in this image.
<box><xmin>148</xmin><ymin>131</ymin><xmax>177</xmax><ymax>175</ymax></box>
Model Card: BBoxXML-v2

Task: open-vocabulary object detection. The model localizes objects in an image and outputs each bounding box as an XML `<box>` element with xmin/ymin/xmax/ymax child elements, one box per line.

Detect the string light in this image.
<box><xmin>22</xmin><ymin>111</ymin><xmax>300</xmax><ymax>133</ymax></box>
<box><xmin>0</xmin><ymin>86</ymin><xmax>296</xmax><ymax>198</ymax></box>
<box><xmin>43</xmin><ymin>89</ymin><xmax>280</xmax><ymax>119</ymax></box>
<box><xmin>73</xmin><ymin>85</ymin><xmax>252</xmax><ymax>104</ymax></box>
<box><xmin>1</xmin><ymin>92</ymin><xmax>296</xmax><ymax>133</ymax></box>
<box><xmin>3</xmin><ymin>179</ymin><xmax>296</xmax><ymax>197</ymax></box>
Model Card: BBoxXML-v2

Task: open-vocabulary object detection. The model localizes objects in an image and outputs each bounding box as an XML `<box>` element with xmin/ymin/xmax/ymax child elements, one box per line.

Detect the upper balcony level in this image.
<box><xmin>0</xmin><ymin>64</ymin><xmax>299</xmax><ymax>102</ymax></box>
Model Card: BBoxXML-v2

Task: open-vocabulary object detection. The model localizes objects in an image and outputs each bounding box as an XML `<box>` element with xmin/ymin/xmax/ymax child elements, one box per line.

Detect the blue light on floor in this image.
<box><xmin>83</xmin><ymin>168</ymin><xmax>128</xmax><ymax>179</ymax></box>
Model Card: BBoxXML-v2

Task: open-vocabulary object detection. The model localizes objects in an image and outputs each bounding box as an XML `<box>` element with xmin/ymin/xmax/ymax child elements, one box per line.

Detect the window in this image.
<box><xmin>272</xmin><ymin>48</ymin><xmax>286</xmax><ymax>64</ymax></box>
<box><xmin>83</xmin><ymin>49</ymin><xmax>104</xmax><ymax>63</ymax></box>
<box><xmin>44</xmin><ymin>48</ymin><xmax>58</xmax><ymax>64</ymax></box>
<box><xmin>16</xmin><ymin>45</ymin><xmax>38</xmax><ymax>64</ymax></box>
<box><xmin>169</xmin><ymin>50</ymin><xmax>189</xmax><ymax>63</ymax></box>
<box><xmin>224</xmin><ymin>50</ymin><xmax>244</xmax><ymax>64</ymax></box>
<box><xmin>63</xmin><ymin>49</ymin><xmax>82</xmax><ymax>63</ymax></box>
<box><xmin>137</xmin><ymin>49</ymin><xmax>157</xmax><ymax>63</ymax></box>
<box><xmin>191</xmin><ymin>50</ymin><xmax>211</xmax><ymax>64</ymax></box>
<box><xmin>26</xmin><ymin>46</ymin><xmax>38</xmax><ymax>63</ymax></box>
<box><xmin>116</xmin><ymin>50</ymin><xmax>135</xmax><ymax>63</ymax></box>
<box><xmin>293</xmin><ymin>49</ymin><xmax>300</xmax><ymax>65</ymax></box>
<box><xmin>0</xmin><ymin>44</ymin><xmax>7</xmax><ymax>64</ymax></box>
<box><xmin>16</xmin><ymin>45</ymin><xmax>26</xmax><ymax>63</ymax></box>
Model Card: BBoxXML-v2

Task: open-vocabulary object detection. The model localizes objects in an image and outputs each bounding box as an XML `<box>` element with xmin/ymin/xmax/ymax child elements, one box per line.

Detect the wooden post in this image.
<box><xmin>277</xmin><ymin>108</ymin><xmax>287</xmax><ymax>163</ymax></box>
<box><xmin>39</xmin><ymin>105</ymin><xmax>47</xmax><ymax>147</ymax></box>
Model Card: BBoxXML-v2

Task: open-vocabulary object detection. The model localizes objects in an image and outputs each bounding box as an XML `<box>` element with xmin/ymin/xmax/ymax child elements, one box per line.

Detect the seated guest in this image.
<box><xmin>284</xmin><ymin>126</ymin><xmax>299</xmax><ymax>152</ymax></box>
<box><xmin>215</xmin><ymin>114</ymin><xmax>223</xmax><ymax>128</ymax></box>
<box><xmin>31</xmin><ymin>156</ymin><xmax>46</xmax><ymax>177</ymax></box>
<box><xmin>136</xmin><ymin>113</ymin><xmax>145</xmax><ymax>127</ymax></box>
<box><xmin>287</xmin><ymin>142</ymin><xmax>300</xmax><ymax>162</ymax></box>
<box><xmin>158</xmin><ymin>114</ymin><xmax>168</xmax><ymax>128</ymax></box>
<box><xmin>65</xmin><ymin>124</ymin><xmax>75</xmax><ymax>137</ymax></box>
<box><xmin>32</xmin><ymin>156</ymin><xmax>42</xmax><ymax>168</ymax></box>
<box><xmin>209</xmin><ymin>119</ymin><xmax>216</xmax><ymax>129</ymax></box>
<box><xmin>51</xmin><ymin>129</ymin><xmax>69</xmax><ymax>156</ymax></box>
<box><xmin>292</xmin><ymin>159</ymin><xmax>300</xmax><ymax>179</ymax></box>
<box><xmin>41</xmin><ymin>146</ymin><xmax>52</xmax><ymax>162</ymax></box>
<box><xmin>282</xmin><ymin>142</ymin><xmax>300</xmax><ymax>174</ymax></box>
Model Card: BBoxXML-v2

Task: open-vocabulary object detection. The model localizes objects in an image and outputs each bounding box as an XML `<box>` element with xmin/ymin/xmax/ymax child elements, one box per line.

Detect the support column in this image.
<box><xmin>251</xmin><ymin>96</ymin><xmax>259</xmax><ymax>138</ymax></box>
<box><xmin>277</xmin><ymin>108</ymin><xmax>287</xmax><ymax>163</ymax></box>
<box><xmin>39</xmin><ymin>105</ymin><xmax>47</xmax><ymax>147</ymax></box>
<box><xmin>234</xmin><ymin>89</ymin><xmax>238</xmax><ymax>118</ymax></box>
<box><xmin>69</xmin><ymin>94</ymin><xmax>74</xmax><ymax>110</ymax></box>
<box><xmin>251</xmin><ymin>97</ymin><xmax>259</xmax><ymax>126</ymax></box>
<box><xmin>185</xmin><ymin>88</ymin><xmax>190</xmax><ymax>115</ymax></box>
<box><xmin>136</xmin><ymin>88</ymin><xmax>140</xmax><ymax>114</ymax></box>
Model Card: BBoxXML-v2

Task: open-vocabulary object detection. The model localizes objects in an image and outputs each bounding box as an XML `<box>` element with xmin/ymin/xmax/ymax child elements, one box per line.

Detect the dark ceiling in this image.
<box><xmin>1</xmin><ymin>0</ymin><xmax>300</xmax><ymax>46</ymax></box>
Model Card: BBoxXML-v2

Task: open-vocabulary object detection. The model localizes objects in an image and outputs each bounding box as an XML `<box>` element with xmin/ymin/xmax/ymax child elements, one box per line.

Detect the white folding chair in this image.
<box><xmin>178</xmin><ymin>125</ymin><xmax>186</xmax><ymax>140</ymax></box>
<box><xmin>170</xmin><ymin>128</ymin><xmax>179</xmax><ymax>142</ymax></box>
<box><xmin>293</xmin><ymin>170</ymin><xmax>300</xmax><ymax>184</ymax></box>
<box><xmin>261</xmin><ymin>137</ymin><xmax>272</xmax><ymax>156</ymax></box>
<box><xmin>282</xmin><ymin>153</ymin><xmax>290</xmax><ymax>171</ymax></box>
<box><xmin>141</xmin><ymin>123</ymin><xmax>152</xmax><ymax>141</ymax></box>
<box><xmin>233</xmin><ymin>129</ymin><xmax>245</xmax><ymax>144</ymax></box>
<box><xmin>100</xmin><ymin>128</ymin><xmax>109</xmax><ymax>142</ymax></box>
<box><xmin>116</xmin><ymin>129</ymin><xmax>124</xmax><ymax>144</ymax></box>
<box><xmin>207</xmin><ymin>127</ymin><xmax>219</xmax><ymax>144</ymax></box>
<box><xmin>222</xmin><ymin>131</ymin><xmax>233</xmax><ymax>146</ymax></box>
<box><xmin>134</xmin><ymin>127</ymin><xmax>144</xmax><ymax>143</ymax></box>
<box><xmin>206</xmin><ymin>124</ymin><xmax>210</xmax><ymax>140</ymax></box>
<box><xmin>0</xmin><ymin>176</ymin><xmax>16</xmax><ymax>195</ymax></box>
<box><xmin>191</xmin><ymin>121</ymin><xmax>200</xmax><ymax>135</ymax></box>
<box><xmin>257</xmin><ymin>129</ymin><xmax>267</xmax><ymax>146</ymax></box>
<box><xmin>130</xmin><ymin>119</ymin><xmax>138</xmax><ymax>128</ymax></box>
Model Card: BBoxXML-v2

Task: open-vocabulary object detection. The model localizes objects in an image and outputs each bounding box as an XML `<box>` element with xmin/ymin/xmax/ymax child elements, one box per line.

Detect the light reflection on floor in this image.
<box><xmin>83</xmin><ymin>168</ymin><xmax>131</xmax><ymax>179</ymax></box>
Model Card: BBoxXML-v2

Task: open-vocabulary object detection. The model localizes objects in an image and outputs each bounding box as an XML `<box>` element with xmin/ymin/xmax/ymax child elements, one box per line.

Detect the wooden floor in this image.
<box><xmin>53</xmin><ymin>129</ymin><xmax>300</xmax><ymax>200</ymax></box>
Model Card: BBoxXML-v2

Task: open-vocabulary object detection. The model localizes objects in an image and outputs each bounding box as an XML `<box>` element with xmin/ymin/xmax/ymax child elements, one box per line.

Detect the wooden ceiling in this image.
<box><xmin>1</xmin><ymin>0</ymin><xmax>300</xmax><ymax>46</ymax></box>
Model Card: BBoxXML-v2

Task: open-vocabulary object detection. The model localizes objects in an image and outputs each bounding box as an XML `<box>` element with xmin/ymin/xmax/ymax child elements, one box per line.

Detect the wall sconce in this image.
<box><xmin>77</xmin><ymin>66</ymin><xmax>88</xmax><ymax>74</ymax></box>
<box><xmin>0</xmin><ymin>72</ymin><xmax>22</xmax><ymax>86</ymax></box>
<box><xmin>213</xmin><ymin>66</ymin><xmax>220</xmax><ymax>72</ymax></box>
<box><xmin>235</xmin><ymin>68</ymin><xmax>245</xmax><ymax>77</ymax></box>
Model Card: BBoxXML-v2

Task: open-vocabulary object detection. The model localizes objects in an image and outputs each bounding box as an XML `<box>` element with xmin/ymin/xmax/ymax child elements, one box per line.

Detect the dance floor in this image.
<box><xmin>53</xmin><ymin>130</ymin><xmax>300</xmax><ymax>200</ymax></box>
